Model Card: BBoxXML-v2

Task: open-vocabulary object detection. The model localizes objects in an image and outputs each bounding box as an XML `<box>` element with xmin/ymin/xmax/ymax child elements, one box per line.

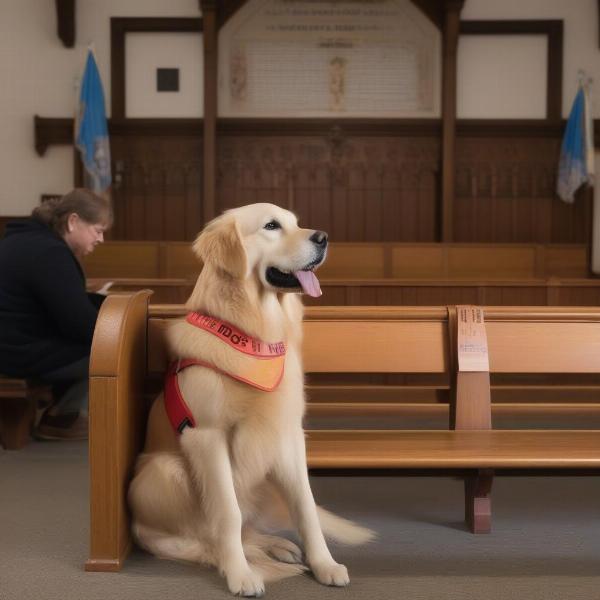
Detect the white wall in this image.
<box><xmin>0</xmin><ymin>0</ymin><xmax>199</xmax><ymax>216</ymax></box>
<box><xmin>0</xmin><ymin>0</ymin><xmax>598</xmax><ymax>216</ymax></box>
<box><xmin>458</xmin><ymin>35</ymin><xmax>548</xmax><ymax>118</ymax></box>
<box><xmin>126</xmin><ymin>33</ymin><xmax>204</xmax><ymax>117</ymax></box>
<box><xmin>461</xmin><ymin>0</ymin><xmax>600</xmax><ymax>118</ymax></box>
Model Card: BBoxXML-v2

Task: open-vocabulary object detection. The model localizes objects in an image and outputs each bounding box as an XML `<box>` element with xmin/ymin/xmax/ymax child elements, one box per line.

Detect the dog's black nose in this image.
<box><xmin>310</xmin><ymin>230</ymin><xmax>328</xmax><ymax>247</ymax></box>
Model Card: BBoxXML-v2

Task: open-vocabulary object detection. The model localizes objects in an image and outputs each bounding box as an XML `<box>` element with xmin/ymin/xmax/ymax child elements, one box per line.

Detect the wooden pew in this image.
<box><xmin>81</xmin><ymin>241</ymin><xmax>593</xmax><ymax>307</ymax></box>
<box><xmin>88</xmin><ymin>275</ymin><xmax>600</xmax><ymax>309</ymax></box>
<box><xmin>86</xmin><ymin>294</ymin><xmax>600</xmax><ymax>571</ymax></box>
<box><xmin>86</xmin><ymin>295</ymin><xmax>453</xmax><ymax>570</ymax></box>
<box><xmin>0</xmin><ymin>377</ymin><xmax>52</xmax><ymax>449</ymax></box>
<box><xmin>82</xmin><ymin>241</ymin><xmax>589</xmax><ymax>280</ymax></box>
<box><xmin>309</xmin><ymin>277</ymin><xmax>600</xmax><ymax>306</ymax></box>
<box><xmin>88</xmin><ymin>278</ymin><xmax>193</xmax><ymax>304</ymax></box>
<box><xmin>306</xmin><ymin>305</ymin><xmax>600</xmax><ymax>534</ymax></box>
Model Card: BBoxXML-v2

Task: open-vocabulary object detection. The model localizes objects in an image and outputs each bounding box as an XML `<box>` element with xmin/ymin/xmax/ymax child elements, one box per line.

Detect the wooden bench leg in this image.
<box><xmin>0</xmin><ymin>397</ymin><xmax>36</xmax><ymax>450</ymax></box>
<box><xmin>465</xmin><ymin>469</ymin><xmax>493</xmax><ymax>534</ymax></box>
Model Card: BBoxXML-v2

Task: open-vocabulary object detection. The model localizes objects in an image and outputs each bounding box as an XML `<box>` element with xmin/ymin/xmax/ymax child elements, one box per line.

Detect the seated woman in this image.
<box><xmin>0</xmin><ymin>188</ymin><xmax>112</xmax><ymax>440</ymax></box>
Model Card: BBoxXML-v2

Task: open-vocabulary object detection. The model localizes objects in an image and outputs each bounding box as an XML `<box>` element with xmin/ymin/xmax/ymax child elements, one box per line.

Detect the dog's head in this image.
<box><xmin>192</xmin><ymin>203</ymin><xmax>327</xmax><ymax>297</ymax></box>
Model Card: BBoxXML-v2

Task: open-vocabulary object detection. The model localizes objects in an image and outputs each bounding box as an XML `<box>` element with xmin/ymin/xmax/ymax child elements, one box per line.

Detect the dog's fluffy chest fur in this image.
<box><xmin>150</xmin><ymin>293</ymin><xmax>305</xmax><ymax>472</ymax></box>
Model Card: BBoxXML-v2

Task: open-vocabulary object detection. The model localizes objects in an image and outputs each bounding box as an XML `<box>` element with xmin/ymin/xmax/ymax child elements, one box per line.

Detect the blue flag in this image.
<box><xmin>557</xmin><ymin>84</ymin><xmax>594</xmax><ymax>203</ymax></box>
<box><xmin>76</xmin><ymin>50</ymin><xmax>111</xmax><ymax>193</ymax></box>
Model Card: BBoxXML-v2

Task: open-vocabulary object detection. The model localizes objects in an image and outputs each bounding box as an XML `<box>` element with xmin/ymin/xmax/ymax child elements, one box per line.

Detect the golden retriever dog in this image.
<box><xmin>128</xmin><ymin>203</ymin><xmax>374</xmax><ymax>596</ymax></box>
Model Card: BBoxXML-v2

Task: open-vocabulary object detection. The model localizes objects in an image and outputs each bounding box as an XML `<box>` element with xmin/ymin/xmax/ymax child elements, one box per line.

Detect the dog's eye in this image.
<box><xmin>264</xmin><ymin>220</ymin><xmax>281</xmax><ymax>231</ymax></box>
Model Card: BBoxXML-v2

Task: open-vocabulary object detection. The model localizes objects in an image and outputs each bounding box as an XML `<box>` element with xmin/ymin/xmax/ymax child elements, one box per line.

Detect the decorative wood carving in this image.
<box><xmin>455</xmin><ymin>136</ymin><xmax>591</xmax><ymax>243</ymax></box>
<box><xmin>215</xmin><ymin>1</ymin><xmax>451</xmax><ymax>31</ymax></box>
<box><xmin>38</xmin><ymin>117</ymin><xmax>600</xmax><ymax>146</ymax></box>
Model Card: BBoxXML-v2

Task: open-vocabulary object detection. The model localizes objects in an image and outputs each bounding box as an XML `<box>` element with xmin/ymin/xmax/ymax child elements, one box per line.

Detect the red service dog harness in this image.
<box><xmin>164</xmin><ymin>313</ymin><xmax>286</xmax><ymax>434</ymax></box>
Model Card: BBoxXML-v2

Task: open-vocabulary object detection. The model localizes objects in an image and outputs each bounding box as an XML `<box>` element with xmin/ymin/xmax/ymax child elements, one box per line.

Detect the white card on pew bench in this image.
<box><xmin>457</xmin><ymin>305</ymin><xmax>490</xmax><ymax>372</ymax></box>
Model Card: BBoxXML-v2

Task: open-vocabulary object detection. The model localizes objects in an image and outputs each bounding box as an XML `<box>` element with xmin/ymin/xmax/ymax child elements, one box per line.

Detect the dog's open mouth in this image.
<box><xmin>266</xmin><ymin>266</ymin><xmax>322</xmax><ymax>297</ymax></box>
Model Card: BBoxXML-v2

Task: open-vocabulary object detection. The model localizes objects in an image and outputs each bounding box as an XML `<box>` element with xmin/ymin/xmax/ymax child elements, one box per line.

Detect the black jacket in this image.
<box><xmin>0</xmin><ymin>218</ymin><xmax>103</xmax><ymax>378</ymax></box>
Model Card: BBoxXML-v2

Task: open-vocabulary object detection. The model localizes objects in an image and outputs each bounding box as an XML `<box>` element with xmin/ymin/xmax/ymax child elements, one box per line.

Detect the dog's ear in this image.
<box><xmin>192</xmin><ymin>217</ymin><xmax>248</xmax><ymax>279</ymax></box>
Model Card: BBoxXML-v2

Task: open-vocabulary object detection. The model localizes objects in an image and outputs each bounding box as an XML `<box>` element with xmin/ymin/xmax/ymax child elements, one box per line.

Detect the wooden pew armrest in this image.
<box><xmin>87</xmin><ymin>290</ymin><xmax>152</xmax><ymax>572</ymax></box>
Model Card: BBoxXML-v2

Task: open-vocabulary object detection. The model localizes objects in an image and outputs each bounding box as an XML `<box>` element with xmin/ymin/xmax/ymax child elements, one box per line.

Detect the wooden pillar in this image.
<box><xmin>441</xmin><ymin>0</ymin><xmax>464</xmax><ymax>242</ymax></box>
<box><xmin>201</xmin><ymin>0</ymin><xmax>218</xmax><ymax>225</ymax></box>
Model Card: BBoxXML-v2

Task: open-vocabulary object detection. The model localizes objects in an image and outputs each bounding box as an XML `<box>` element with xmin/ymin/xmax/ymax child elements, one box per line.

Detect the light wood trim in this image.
<box><xmin>148</xmin><ymin>304</ymin><xmax>600</xmax><ymax>323</ymax></box>
<box><xmin>483</xmin><ymin>306</ymin><xmax>600</xmax><ymax>322</ymax></box>
<box><xmin>306</xmin><ymin>430</ymin><xmax>600</xmax><ymax>468</ymax></box>
<box><xmin>148</xmin><ymin>305</ymin><xmax>452</xmax><ymax>320</ymax></box>
<box><xmin>309</xmin><ymin>306</ymin><xmax>449</xmax><ymax>321</ymax></box>
<box><xmin>306</xmin><ymin>402</ymin><xmax>600</xmax><ymax>418</ymax></box>
<box><xmin>87</xmin><ymin>291</ymin><xmax>151</xmax><ymax>572</ymax></box>
<box><xmin>307</xmin><ymin>384</ymin><xmax>600</xmax><ymax>405</ymax></box>
<box><xmin>306</xmin><ymin>385</ymin><xmax>449</xmax><ymax>404</ymax></box>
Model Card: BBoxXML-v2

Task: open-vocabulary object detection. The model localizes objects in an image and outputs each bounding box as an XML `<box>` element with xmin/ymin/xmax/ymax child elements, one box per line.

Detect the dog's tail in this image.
<box><xmin>317</xmin><ymin>506</ymin><xmax>376</xmax><ymax>546</ymax></box>
<box><xmin>134</xmin><ymin>521</ymin><xmax>307</xmax><ymax>582</ymax></box>
<box><xmin>243</xmin><ymin>530</ymin><xmax>308</xmax><ymax>582</ymax></box>
<box><xmin>132</xmin><ymin>521</ymin><xmax>217</xmax><ymax>566</ymax></box>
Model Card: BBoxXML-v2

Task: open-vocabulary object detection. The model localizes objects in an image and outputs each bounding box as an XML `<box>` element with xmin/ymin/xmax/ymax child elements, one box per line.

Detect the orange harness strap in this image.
<box><xmin>164</xmin><ymin>314</ymin><xmax>286</xmax><ymax>435</ymax></box>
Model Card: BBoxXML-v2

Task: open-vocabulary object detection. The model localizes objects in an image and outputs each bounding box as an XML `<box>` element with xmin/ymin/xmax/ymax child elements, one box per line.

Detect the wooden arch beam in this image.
<box><xmin>198</xmin><ymin>0</ymin><xmax>246</xmax><ymax>28</ymax></box>
<box><xmin>209</xmin><ymin>0</ymin><xmax>447</xmax><ymax>30</ymax></box>
<box><xmin>55</xmin><ymin>0</ymin><xmax>75</xmax><ymax>47</ymax></box>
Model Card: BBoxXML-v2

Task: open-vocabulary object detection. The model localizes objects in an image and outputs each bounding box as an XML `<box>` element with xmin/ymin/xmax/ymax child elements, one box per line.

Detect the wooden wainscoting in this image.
<box><xmin>34</xmin><ymin>118</ymin><xmax>591</xmax><ymax>244</ymax></box>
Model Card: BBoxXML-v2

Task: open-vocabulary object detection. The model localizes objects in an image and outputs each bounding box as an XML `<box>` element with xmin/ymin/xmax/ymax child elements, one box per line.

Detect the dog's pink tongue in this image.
<box><xmin>294</xmin><ymin>270</ymin><xmax>322</xmax><ymax>297</ymax></box>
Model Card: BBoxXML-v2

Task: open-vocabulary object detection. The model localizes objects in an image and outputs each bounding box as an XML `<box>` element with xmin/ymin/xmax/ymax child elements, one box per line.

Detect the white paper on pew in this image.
<box><xmin>95</xmin><ymin>281</ymin><xmax>114</xmax><ymax>296</ymax></box>
<box><xmin>457</xmin><ymin>305</ymin><xmax>489</xmax><ymax>372</ymax></box>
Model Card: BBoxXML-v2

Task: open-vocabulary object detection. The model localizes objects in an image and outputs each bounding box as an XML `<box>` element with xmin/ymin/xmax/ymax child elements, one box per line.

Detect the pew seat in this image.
<box><xmin>306</xmin><ymin>429</ymin><xmax>600</xmax><ymax>469</ymax></box>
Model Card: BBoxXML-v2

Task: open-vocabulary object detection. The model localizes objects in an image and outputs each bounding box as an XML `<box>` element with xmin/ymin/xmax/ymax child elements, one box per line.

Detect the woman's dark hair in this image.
<box><xmin>31</xmin><ymin>188</ymin><xmax>113</xmax><ymax>235</ymax></box>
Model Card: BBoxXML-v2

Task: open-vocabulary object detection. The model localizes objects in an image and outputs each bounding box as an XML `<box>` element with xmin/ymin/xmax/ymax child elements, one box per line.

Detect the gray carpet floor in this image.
<box><xmin>1</xmin><ymin>440</ymin><xmax>599</xmax><ymax>600</ymax></box>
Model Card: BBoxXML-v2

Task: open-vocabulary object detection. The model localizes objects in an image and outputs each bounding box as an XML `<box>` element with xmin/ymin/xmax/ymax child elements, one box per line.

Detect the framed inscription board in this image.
<box><xmin>219</xmin><ymin>0</ymin><xmax>441</xmax><ymax>117</ymax></box>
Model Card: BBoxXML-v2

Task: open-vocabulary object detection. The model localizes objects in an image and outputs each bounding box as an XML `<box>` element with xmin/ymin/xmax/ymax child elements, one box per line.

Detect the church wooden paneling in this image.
<box><xmin>32</xmin><ymin>118</ymin><xmax>595</xmax><ymax>245</ymax></box>
<box><xmin>109</xmin><ymin>134</ymin><xmax>203</xmax><ymax>241</ymax></box>
<box><xmin>216</xmin><ymin>135</ymin><xmax>440</xmax><ymax>242</ymax></box>
<box><xmin>455</xmin><ymin>137</ymin><xmax>591</xmax><ymax>244</ymax></box>
<box><xmin>106</xmin><ymin>130</ymin><xmax>577</xmax><ymax>244</ymax></box>
<box><xmin>479</xmin><ymin>285</ymin><xmax>548</xmax><ymax>306</ymax></box>
<box><xmin>554</xmin><ymin>284</ymin><xmax>600</xmax><ymax>306</ymax></box>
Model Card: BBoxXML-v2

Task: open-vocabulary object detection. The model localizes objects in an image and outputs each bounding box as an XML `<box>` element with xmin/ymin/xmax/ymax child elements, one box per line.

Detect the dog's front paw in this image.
<box><xmin>311</xmin><ymin>560</ymin><xmax>349</xmax><ymax>587</ymax></box>
<box><xmin>226</xmin><ymin>567</ymin><xmax>265</xmax><ymax>597</ymax></box>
